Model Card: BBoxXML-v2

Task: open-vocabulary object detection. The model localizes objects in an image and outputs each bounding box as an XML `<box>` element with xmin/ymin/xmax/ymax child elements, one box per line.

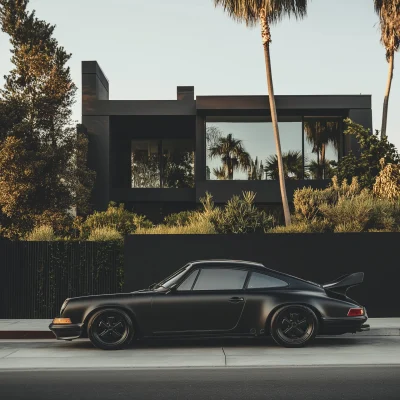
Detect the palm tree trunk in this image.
<box><xmin>381</xmin><ymin>50</ymin><xmax>394</xmax><ymax>139</ymax></box>
<box><xmin>261</xmin><ymin>11</ymin><xmax>291</xmax><ymax>226</ymax></box>
<box><xmin>321</xmin><ymin>144</ymin><xmax>326</xmax><ymax>179</ymax></box>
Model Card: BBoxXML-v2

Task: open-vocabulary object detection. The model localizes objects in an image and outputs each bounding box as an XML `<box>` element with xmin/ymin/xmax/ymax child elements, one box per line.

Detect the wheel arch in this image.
<box><xmin>264</xmin><ymin>302</ymin><xmax>323</xmax><ymax>335</ymax></box>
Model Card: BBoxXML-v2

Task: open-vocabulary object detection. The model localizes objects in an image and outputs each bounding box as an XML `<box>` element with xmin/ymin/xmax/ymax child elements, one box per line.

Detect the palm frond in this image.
<box><xmin>214</xmin><ymin>0</ymin><xmax>309</xmax><ymax>26</ymax></box>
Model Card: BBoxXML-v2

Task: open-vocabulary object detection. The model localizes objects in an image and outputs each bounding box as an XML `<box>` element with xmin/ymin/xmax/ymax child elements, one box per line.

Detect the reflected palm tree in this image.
<box><xmin>304</xmin><ymin>120</ymin><xmax>340</xmax><ymax>179</ymax></box>
<box><xmin>265</xmin><ymin>150</ymin><xmax>305</xmax><ymax>180</ymax></box>
<box><xmin>248</xmin><ymin>157</ymin><xmax>264</xmax><ymax>180</ymax></box>
<box><xmin>208</xmin><ymin>133</ymin><xmax>251</xmax><ymax>180</ymax></box>
<box><xmin>308</xmin><ymin>160</ymin><xmax>336</xmax><ymax>180</ymax></box>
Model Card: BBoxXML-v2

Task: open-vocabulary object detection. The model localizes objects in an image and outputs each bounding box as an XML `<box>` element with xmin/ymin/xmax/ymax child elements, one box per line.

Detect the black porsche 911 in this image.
<box><xmin>49</xmin><ymin>260</ymin><xmax>370</xmax><ymax>350</ymax></box>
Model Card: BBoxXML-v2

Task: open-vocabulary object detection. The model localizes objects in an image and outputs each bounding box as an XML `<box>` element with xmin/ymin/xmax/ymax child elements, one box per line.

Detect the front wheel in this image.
<box><xmin>270</xmin><ymin>305</ymin><xmax>318</xmax><ymax>348</ymax></box>
<box><xmin>88</xmin><ymin>308</ymin><xmax>134</xmax><ymax>350</ymax></box>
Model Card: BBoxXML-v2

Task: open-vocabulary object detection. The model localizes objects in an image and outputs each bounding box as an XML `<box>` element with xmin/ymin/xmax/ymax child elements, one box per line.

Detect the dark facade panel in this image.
<box><xmin>110</xmin><ymin>188</ymin><xmax>196</xmax><ymax>203</ymax></box>
<box><xmin>84</xmin><ymin>115</ymin><xmax>110</xmax><ymax>211</ymax></box>
<box><xmin>196</xmin><ymin>180</ymin><xmax>330</xmax><ymax>204</ymax></box>
<box><xmin>83</xmin><ymin>100</ymin><xmax>196</xmax><ymax>116</ymax></box>
<box><xmin>196</xmin><ymin>95</ymin><xmax>372</xmax><ymax>111</ymax></box>
<box><xmin>82</xmin><ymin>61</ymin><xmax>109</xmax><ymax>92</ymax></box>
<box><xmin>177</xmin><ymin>86</ymin><xmax>195</xmax><ymax>101</ymax></box>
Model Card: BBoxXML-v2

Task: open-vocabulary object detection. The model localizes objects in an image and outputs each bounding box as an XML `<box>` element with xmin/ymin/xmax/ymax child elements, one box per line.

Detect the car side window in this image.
<box><xmin>176</xmin><ymin>270</ymin><xmax>199</xmax><ymax>291</ymax></box>
<box><xmin>192</xmin><ymin>268</ymin><xmax>248</xmax><ymax>291</ymax></box>
<box><xmin>247</xmin><ymin>272</ymin><xmax>288</xmax><ymax>289</ymax></box>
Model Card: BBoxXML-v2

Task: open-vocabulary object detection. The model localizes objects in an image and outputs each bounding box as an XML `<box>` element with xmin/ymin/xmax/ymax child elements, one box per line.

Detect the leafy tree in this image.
<box><xmin>0</xmin><ymin>0</ymin><xmax>95</xmax><ymax>237</ymax></box>
<box><xmin>265</xmin><ymin>150</ymin><xmax>304</xmax><ymax>180</ymax></box>
<box><xmin>208</xmin><ymin>133</ymin><xmax>251</xmax><ymax>180</ymax></box>
<box><xmin>374</xmin><ymin>0</ymin><xmax>400</xmax><ymax>138</ymax></box>
<box><xmin>336</xmin><ymin>119</ymin><xmax>400</xmax><ymax>189</ymax></box>
<box><xmin>213</xmin><ymin>0</ymin><xmax>309</xmax><ymax>226</ymax></box>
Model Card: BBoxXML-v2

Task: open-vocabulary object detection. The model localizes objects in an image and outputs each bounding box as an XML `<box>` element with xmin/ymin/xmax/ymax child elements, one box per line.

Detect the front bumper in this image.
<box><xmin>49</xmin><ymin>323</ymin><xmax>84</xmax><ymax>340</ymax></box>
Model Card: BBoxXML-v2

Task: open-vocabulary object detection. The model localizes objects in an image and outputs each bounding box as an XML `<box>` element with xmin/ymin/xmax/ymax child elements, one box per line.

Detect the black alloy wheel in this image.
<box><xmin>270</xmin><ymin>305</ymin><xmax>318</xmax><ymax>348</ymax></box>
<box><xmin>88</xmin><ymin>308</ymin><xmax>134</xmax><ymax>350</ymax></box>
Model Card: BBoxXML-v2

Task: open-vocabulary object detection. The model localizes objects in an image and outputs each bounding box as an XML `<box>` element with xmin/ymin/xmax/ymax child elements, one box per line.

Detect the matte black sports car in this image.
<box><xmin>49</xmin><ymin>260</ymin><xmax>370</xmax><ymax>350</ymax></box>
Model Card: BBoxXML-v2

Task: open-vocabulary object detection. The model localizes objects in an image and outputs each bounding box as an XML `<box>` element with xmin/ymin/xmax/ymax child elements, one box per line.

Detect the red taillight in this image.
<box><xmin>347</xmin><ymin>308</ymin><xmax>364</xmax><ymax>317</ymax></box>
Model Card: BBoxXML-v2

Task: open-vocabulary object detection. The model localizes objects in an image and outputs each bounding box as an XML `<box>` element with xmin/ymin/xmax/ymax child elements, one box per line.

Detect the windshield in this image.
<box><xmin>155</xmin><ymin>264</ymin><xmax>191</xmax><ymax>289</ymax></box>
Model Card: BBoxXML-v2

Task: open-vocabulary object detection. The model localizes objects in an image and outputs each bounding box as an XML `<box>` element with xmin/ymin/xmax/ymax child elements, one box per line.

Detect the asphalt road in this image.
<box><xmin>1</xmin><ymin>366</ymin><xmax>399</xmax><ymax>400</ymax></box>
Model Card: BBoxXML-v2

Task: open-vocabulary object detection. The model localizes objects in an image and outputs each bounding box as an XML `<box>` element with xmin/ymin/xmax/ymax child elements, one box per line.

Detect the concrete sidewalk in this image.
<box><xmin>0</xmin><ymin>318</ymin><xmax>399</xmax><ymax>339</ymax></box>
<box><xmin>0</xmin><ymin>336</ymin><xmax>400</xmax><ymax>369</ymax></box>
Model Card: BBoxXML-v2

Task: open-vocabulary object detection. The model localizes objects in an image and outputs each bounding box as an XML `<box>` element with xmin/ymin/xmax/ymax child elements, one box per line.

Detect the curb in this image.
<box><xmin>0</xmin><ymin>331</ymin><xmax>55</xmax><ymax>340</ymax></box>
<box><xmin>0</xmin><ymin>329</ymin><xmax>399</xmax><ymax>340</ymax></box>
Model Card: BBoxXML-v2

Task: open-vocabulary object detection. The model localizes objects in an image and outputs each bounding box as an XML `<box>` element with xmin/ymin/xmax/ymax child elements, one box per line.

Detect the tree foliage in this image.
<box><xmin>335</xmin><ymin>119</ymin><xmax>400</xmax><ymax>189</ymax></box>
<box><xmin>0</xmin><ymin>0</ymin><xmax>95</xmax><ymax>238</ymax></box>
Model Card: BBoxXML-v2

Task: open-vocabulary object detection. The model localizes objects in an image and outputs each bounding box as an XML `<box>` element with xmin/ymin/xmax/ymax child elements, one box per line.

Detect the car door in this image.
<box><xmin>151</xmin><ymin>266</ymin><xmax>249</xmax><ymax>335</ymax></box>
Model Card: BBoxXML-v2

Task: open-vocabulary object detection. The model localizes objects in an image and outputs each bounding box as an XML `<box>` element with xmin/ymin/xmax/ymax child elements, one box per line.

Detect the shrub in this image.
<box><xmin>270</xmin><ymin>219</ymin><xmax>329</xmax><ymax>233</ymax></box>
<box><xmin>319</xmin><ymin>190</ymin><xmax>374</xmax><ymax>232</ymax></box>
<box><xmin>136</xmin><ymin>219</ymin><xmax>216</xmax><ymax>235</ymax></box>
<box><xmin>80</xmin><ymin>202</ymin><xmax>151</xmax><ymax>238</ymax></box>
<box><xmin>163</xmin><ymin>210</ymin><xmax>196</xmax><ymax>226</ymax></box>
<box><xmin>211</xmin><ymin>191</ymin><xmax>274</xmax><ymax>234</ymax></box>
<box><xmin>293</xmin><ymin>176</ymin><xmax>361</xmax><ymax>222</ymax></box>
<box><xmin>87</xmin><ymin>227</ymin><xmax>123</xmax><ymax>241</ymax></box>
<box><xmin>288</xmin><ymin>176</ymin><xmax>400</xmax><ymax>233</ymax></box>
<box><xmin>26</xmin><ymin>225</ymin><xmax>58</xmax><ymax>241</ymax></box>
<box><xmin>373</xmin><ymin>159</ymin><xmax>400</xmax><ymax>201</ymax></box>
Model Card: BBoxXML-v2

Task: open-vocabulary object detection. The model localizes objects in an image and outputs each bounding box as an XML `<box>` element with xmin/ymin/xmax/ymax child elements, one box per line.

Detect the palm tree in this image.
<box><xmin>304</xmin><ymin>120</ymin><xmax>340</xmax><ymax>179</ymax></box>
<box><xmin>248</xmin><ymin>156</ymin><xmax>264</xmax><ymax>180</ymax></box>
<box><xmin>265</xmin><ymin>150</ymin><xmax>305</xmax><ymax>180</ymax></box>
<box><xmin>208</xmin><ymin>133</ymin><xmax>251</xmax><ymax>180</ymax></box>
<box><xmin>374</xmin><ymin>0</ymin><xmax>400</xmax><ymax>138</ymax></box>
<box><xmin>213</xmin><ymin>0</ymin><xmax>309</xmax><ymax>226</ymax></box>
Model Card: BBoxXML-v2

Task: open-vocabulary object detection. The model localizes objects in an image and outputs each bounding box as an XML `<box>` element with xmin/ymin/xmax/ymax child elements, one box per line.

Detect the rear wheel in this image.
<box><xmin>88</xmin><ymin>308</ymin><xmax>134</xmax><ymax>350</ymax></box>
<box><xmin>270</xmin><ymin>305</ymin><xmax>318</xmax><ymax>348</ymax></box>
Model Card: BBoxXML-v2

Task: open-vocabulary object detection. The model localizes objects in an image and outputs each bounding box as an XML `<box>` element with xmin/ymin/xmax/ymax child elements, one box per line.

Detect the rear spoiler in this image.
<box><xmin>322</xmin><ymin>272</ymin><xmax>364</xmax><ymax>295</ymax></box>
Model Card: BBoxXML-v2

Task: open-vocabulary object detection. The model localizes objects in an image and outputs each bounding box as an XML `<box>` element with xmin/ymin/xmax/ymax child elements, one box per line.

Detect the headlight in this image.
<box><xmin>60</xmin><ymin>298</ymin><xmax>70</xmax><ymax>315</ymax></box>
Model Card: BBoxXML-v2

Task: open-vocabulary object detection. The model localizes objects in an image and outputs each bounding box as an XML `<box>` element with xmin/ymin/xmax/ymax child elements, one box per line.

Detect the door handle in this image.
<box><xmin>229</xmin><ymin>297</ymin><xmax>244</xmax><ymax>303</ymax></box>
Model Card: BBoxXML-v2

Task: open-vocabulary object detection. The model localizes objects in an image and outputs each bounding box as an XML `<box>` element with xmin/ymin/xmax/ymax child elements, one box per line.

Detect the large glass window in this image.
<box><xmin>131</xmin><ymin>139</ymin><xmax>194</xmax><ymax>188</ymax></box>
<box><xmin>193</xmin><ymin>268</ymin><xmax>248</xmax><ymax>291</ymax></box>
<box><xmin>303</xmin><ymin>117</ymin><xmax>342</xmax><ymax>180</ymax></box>
<box><xmin>206</xmin><ymin>118</ymin><xmax>302</xmax><ymax>181</ymax></box>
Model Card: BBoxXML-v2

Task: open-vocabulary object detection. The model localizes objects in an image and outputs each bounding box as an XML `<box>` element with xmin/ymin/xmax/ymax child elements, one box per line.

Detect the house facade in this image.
<box><xmin>82</xmin><ymin>61</ymin><xmax>373</xmax><ymax>220</ymax></box>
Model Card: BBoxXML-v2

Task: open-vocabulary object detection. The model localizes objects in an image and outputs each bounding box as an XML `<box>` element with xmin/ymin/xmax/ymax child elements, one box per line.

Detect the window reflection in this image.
<box><xmin>162</xmin><ymin>139</ymin><xmax>195</xmax><ymax>188</ymax></box>
<box><xmin>131</xmin><ymin>140</ymin><xmax>160</xmax><ymax>188</ymax></box>
<box><xmin>206</xmin><ymin>118</ymin><xmax>302</xmax><ymax>181</ymax></box>
<box><xmin>304</xmin><ymin>118</ymin><xmax>342</xmax><ymax>180</ymax></box>
<box><xmin>131</xmin><ymin>139</ymin><xmax>195</xmax><ymax>188</ymax></box>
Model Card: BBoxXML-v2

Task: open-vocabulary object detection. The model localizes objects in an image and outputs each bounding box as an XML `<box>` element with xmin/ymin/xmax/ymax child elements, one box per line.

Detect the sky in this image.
<box><xmin>0</xmin><ymin>0</ymin><xmax>399</xmax><ymax>150</ymax></box>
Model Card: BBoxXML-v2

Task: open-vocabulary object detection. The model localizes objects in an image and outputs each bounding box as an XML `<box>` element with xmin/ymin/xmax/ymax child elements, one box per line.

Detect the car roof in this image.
<box><xmin>189</xmin><ymin>259</ymin><xmax>266</xmax><ymax>268</ymax></box>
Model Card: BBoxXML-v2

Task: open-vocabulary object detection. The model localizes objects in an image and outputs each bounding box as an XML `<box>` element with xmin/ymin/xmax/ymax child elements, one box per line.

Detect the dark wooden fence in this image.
<box><xmin>124</xmin><ymin>233</ymin><xmax>400</xmax><ymax>317</ymax></box>
<box><xmin>0</xmin><ymin>241</ymin><xmax>123</xmax><ymax>319</ymax></box>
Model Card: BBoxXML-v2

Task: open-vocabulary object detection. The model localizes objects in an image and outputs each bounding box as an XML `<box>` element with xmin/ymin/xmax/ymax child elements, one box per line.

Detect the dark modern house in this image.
<box><xmin>82</xmin><ymin>61</ymin><xmax>373</xmax><ymax>220</ymax></box>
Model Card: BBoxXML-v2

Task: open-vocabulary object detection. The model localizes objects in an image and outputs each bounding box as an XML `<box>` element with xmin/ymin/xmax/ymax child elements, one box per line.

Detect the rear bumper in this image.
<box><xmin>49</xmin><ymin>323</ymin><xmax>84</xmax><ymax>340</ymax></box>
<box><xmin>320</xmin><ymin>317</ymin><xmax>369</xmax><ymax>335</ymax></box>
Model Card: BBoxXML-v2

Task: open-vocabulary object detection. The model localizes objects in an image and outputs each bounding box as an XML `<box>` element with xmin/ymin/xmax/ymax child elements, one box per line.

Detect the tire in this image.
<box><xmin>88</xmin><ymin>308</ymin><xmax>135</xmax><ymax>350</ymax></box>
<box><xmin>270</xmin><ymin>305</ymin><xmax>319</xmax><ymax>348</ymax></box>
